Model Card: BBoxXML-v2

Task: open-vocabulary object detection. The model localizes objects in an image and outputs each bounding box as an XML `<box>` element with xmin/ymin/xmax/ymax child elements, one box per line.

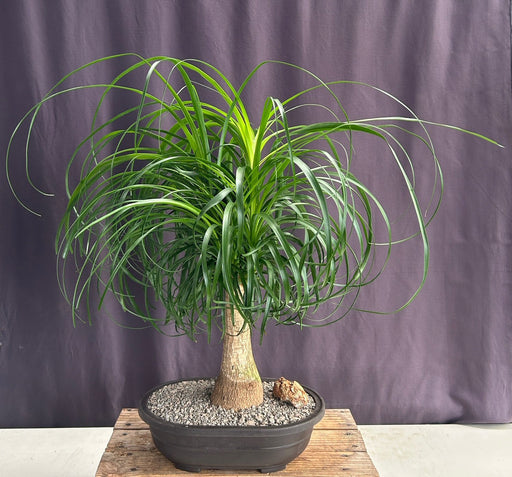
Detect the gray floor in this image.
<box><xmin>0</xmin><ymin>423</ymin><xmax>511</xmax><ymax>476</ymax></box>
<box><xmin>360</xmin><ymin>423</ymin><xmax>512</xmax><ymax>477</ymax></box>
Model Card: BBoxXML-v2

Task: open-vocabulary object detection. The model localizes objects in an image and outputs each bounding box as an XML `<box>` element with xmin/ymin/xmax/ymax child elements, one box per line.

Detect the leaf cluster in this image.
<box><xmin>7</xmin><ymin>55</ymin><xmax>496</xmax><ymax>341</ymax></box>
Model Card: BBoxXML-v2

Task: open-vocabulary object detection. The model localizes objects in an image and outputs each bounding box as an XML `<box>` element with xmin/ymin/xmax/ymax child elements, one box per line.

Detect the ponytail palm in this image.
<box><xmin>7</xmin><ymin>55</ymin><xmax>496</xmax><ymax>409</ymax></box>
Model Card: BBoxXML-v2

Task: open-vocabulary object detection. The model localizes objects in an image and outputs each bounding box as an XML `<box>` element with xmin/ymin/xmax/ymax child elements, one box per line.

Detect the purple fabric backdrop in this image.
<box><xmin>1</xmin><ymin>0</ymin><xmax>511</xmax><ymax>427</ymax></box>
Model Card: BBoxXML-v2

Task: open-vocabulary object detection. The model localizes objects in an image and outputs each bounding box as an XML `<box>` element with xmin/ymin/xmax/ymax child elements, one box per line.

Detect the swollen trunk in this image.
<box><xmin>210</xmin><ymin>300</ymin><xmax>263</xmax><ymax>410</ymax></box>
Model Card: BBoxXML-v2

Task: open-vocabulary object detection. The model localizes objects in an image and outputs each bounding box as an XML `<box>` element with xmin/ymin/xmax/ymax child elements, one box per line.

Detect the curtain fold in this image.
<box><xmin>1</xmin><ymin>0</ymin><xmax>511</xmax><ymax>426</ymax></box>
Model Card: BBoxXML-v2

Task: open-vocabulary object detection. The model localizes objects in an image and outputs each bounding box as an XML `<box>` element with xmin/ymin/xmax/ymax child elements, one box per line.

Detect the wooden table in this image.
<box><xmin>95</xmin><ymin>408</ymin><xmax>379</xmax><ymax>476</ymax></box>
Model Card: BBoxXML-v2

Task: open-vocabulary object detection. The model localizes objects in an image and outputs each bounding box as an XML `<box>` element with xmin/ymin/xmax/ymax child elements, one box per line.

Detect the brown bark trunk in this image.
<box><xmin>210</xmin><ymin>297</ymin><xmax>263</xmax><ymax>410</ymax></box>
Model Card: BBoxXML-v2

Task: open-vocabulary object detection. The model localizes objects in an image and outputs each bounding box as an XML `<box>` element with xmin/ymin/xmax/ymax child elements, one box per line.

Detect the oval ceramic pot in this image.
<box><xmin>138</xmin><ymin>378</ymin><xmax>325</xmax><ymax>473</ymax></box>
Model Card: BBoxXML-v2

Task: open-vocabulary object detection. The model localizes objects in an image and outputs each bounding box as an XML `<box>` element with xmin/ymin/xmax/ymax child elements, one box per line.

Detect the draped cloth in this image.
<box><xmin>0</xmin><ymin>0</ymin><xmax>511</xmax><ymax>426</ymax></box>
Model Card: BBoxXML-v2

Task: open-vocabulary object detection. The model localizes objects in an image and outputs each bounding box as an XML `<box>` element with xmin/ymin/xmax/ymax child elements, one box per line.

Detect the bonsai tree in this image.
<box><xmin>6</xmin><ymin>55</ymin><xmax>496</xmax><ymax>410</ymax></box>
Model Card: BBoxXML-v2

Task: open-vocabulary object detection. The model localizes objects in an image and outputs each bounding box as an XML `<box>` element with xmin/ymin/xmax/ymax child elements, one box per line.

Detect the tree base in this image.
<box><xmin>211</xmin><ymin>374</ymin><xmax>263</xmax><ymax>410</ymax></box>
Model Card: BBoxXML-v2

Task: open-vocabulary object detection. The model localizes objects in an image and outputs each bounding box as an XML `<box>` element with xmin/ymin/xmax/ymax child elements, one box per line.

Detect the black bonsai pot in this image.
<box><xmin>138</xmin><ymin>378</ymin><xmax>325</xmax><ymax>473</ymax></box>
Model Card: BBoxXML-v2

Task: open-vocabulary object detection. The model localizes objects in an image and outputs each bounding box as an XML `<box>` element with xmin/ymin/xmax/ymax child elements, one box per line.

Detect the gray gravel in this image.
<box><xmin>146</xmin><ymin>379</ymin><xmax>317</xmax><ymax>427</ymax></box>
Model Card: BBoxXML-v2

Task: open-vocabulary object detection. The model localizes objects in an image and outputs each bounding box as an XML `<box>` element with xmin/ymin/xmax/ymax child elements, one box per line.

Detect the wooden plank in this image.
<box><xmin>284</xmin><ymin>450</ymin><xmax>380</xmax><ymax>476</ymax></box>
<box><xmin>308</xmin><ymin>428</ymin><xmax>367</xmax><ymax>452</ymax></box>
<box><xmin>97</xmin><ymin>450</ymin><xmax>378</xmax><ymax>476</ymax></box>
<box><xmin>114</xmin><ymin>409</ymin><xmax>148</xmax><ymax>430</ymax></box>
<box><xmin>106</xmin><ymin>430</ymin><xmax>155</xmax><ymax>453</ymax></box>
<box><xmin>96</xmin><ymin>408</ymin><xmax>379</xmax><ymax>477</ymax></box>
<box><xmin>316</xmin><ymin>409</ymin><xmax>357</xmax><ymax>429</ymax></box>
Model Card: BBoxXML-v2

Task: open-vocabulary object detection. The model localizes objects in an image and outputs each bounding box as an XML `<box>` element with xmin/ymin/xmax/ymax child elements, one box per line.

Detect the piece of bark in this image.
<box><xmin>272</xmin><ymin>377</ymin><xmax>309</xmax><ymax>408</ymax></box>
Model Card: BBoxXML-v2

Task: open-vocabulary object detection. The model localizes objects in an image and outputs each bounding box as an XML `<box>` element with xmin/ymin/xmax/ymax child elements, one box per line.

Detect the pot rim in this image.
<box><xmin>138</xmin><ymin>377</ymin><xmax>326</xmax><ymax>435</ymax></box>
